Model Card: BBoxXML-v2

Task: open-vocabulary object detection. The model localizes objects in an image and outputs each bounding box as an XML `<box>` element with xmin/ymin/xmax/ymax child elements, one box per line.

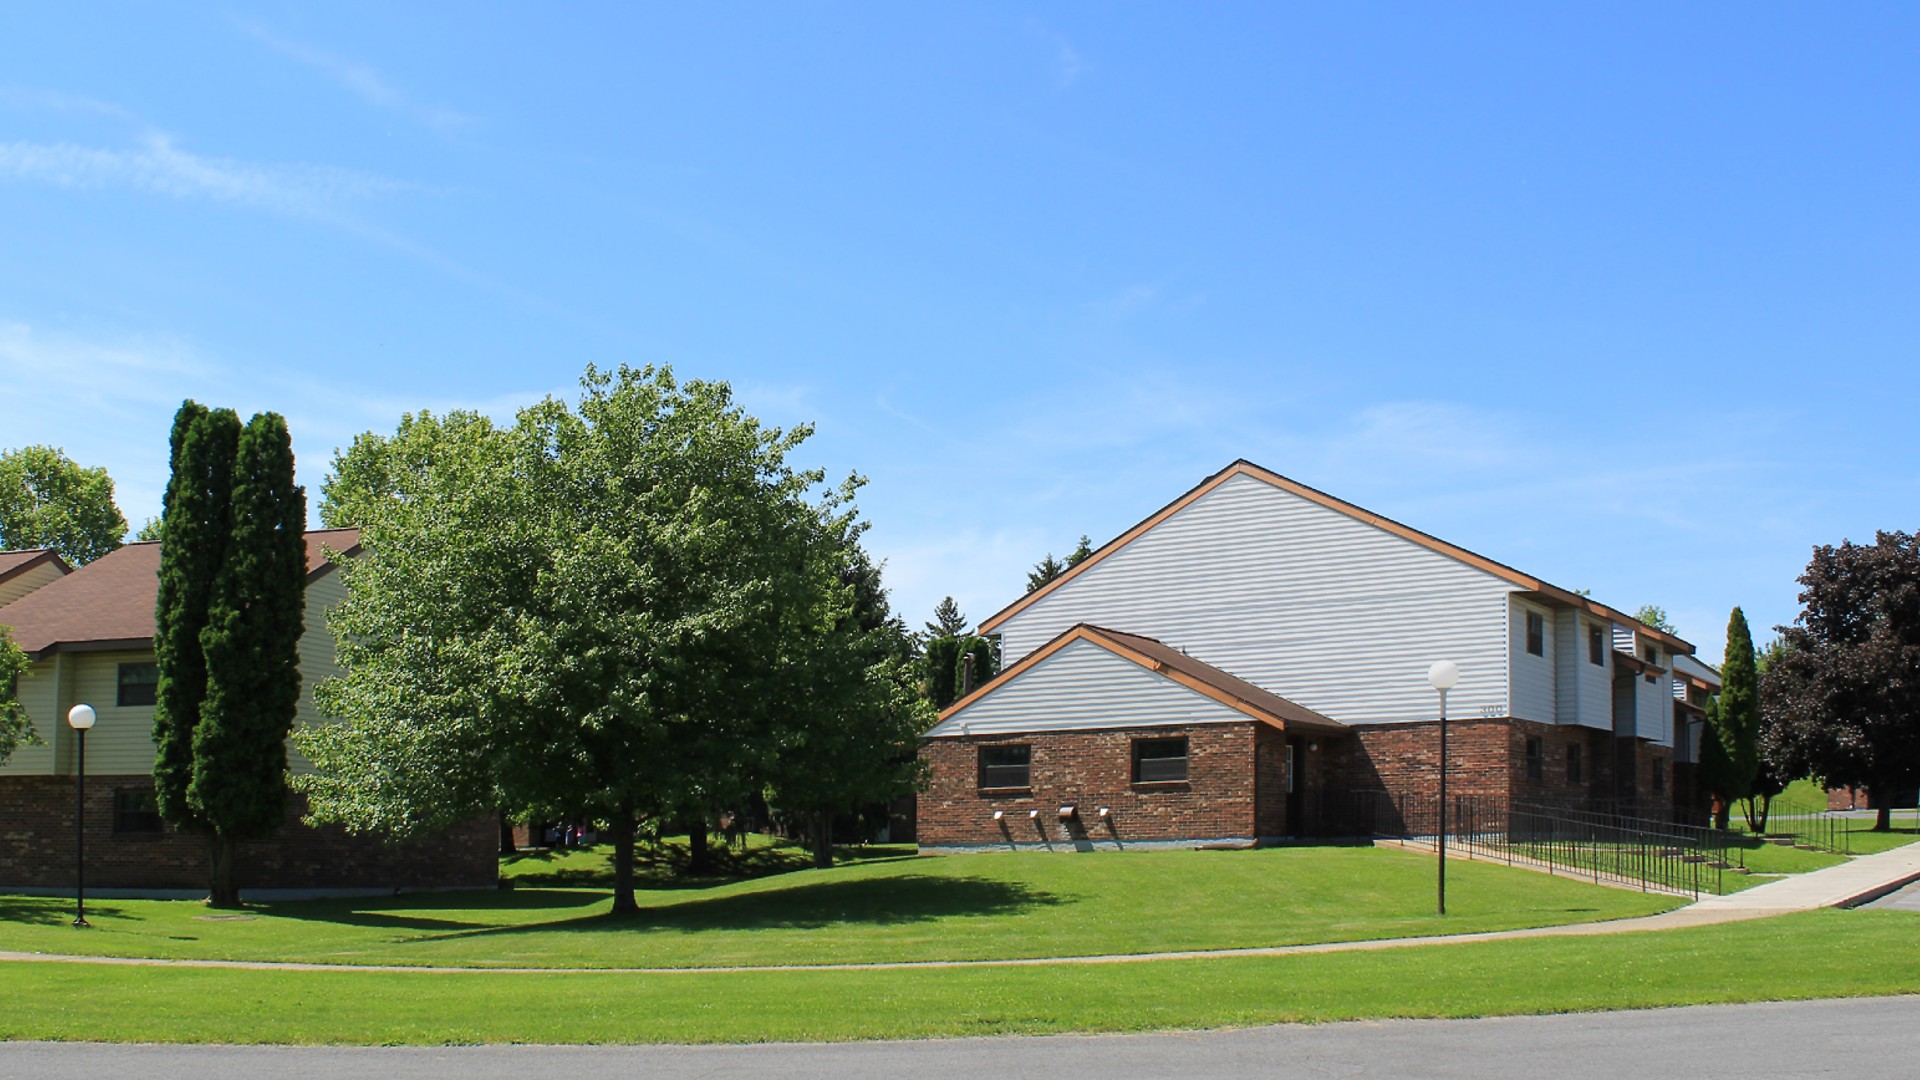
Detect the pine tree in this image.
<box><xmin>926</xmin><ymin>596</ymin><xmax>967</xmax><ymax>639</ymax></box>
<box><xmin>1066</xmin><ymin>534</ymin><xmax>1094</xmax><ymax>566</ymax></box>
<box><xmin>190</xmin><ymin>413</ymin><xmax>307</xmax><ymax>907</ymax></box>
<box><xmin>152</xmin><ymin>402</ymin><xmax>240</xmax><ymax>830</ymax></box>
<box><xmin>1721</xmin><ymin>607</ymin><xmax>1761</xmax><ymax>808</ymax></box>
<box><xmin>1026</xmin><ymin>553</ymin><xmax>1067</xmax><ymax>593</ymax></box>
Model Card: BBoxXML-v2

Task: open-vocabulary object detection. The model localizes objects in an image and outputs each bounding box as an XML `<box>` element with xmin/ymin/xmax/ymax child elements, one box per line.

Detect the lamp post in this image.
<box><xmin>1426</xmin><ymin>661</ymin><xmax>1460</xmax><ymax>916</ymax></box>
<box><xmin>67</xmin><ymin>704</ymin><xmax>97</xmax><ymax>928</ymax></box>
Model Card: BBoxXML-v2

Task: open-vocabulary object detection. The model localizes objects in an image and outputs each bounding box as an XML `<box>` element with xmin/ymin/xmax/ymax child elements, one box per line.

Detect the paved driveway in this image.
<box><xmin>4</xmin><ymin>996</ymin><xmax>1918</xmax><ymax>1080</ymax></box>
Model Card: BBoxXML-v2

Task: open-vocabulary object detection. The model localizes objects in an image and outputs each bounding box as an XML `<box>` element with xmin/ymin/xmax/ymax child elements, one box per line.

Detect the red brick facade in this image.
<box><xmin>0</xmin><ymin>775</ymin><xmax>497</xmax><ymax>894</ymax></box>
<box><xmin>918</xmin><ymin>724</ymin><xmax>1280</xmax><ymax>849</ymax></box>
<box><xmin>917</xmin><ymin>717</ymin><xmax>1686</xmax><ymax>850</ymax></box>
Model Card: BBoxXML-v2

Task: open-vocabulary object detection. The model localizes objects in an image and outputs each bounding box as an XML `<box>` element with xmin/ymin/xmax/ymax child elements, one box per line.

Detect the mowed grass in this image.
<box><xmin>0</xmin><ymin>844</ymin><xmax>1678</xmax><ymax>969</ymax></box>
<box><xmin>0</xmin><ymin>908</ymin><xmax>1914</xmax><ymax>1045</ymax></box>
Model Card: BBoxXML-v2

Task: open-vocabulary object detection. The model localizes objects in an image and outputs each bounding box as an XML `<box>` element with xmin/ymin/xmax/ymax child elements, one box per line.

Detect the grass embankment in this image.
<box><xmin>1</xmin><ymin>908</ymin><xmax>1915</xmax><ymax>1045</ymax></box>
<box><xmin>0</xmin><ymin>844</ymin><xmax>1678</xmax><ymax>969</ymax></box>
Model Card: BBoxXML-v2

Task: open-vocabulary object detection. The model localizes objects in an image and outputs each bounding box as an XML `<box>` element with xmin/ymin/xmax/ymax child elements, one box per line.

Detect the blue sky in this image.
<box><xmin>3</xmin><ymin>4</ymin><xmax>1916</xmax><ymax>662</ymax></box>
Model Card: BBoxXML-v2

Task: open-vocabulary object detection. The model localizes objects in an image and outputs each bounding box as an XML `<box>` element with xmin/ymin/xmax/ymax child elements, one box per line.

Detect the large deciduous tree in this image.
<box><xmin>1762</xmin><ymin>531</ymin><xmax>1920</xmax><ymax>832</ymax></box>
<box><xmin>299</xmin><ymin>366</ymin><xmax>891</xmax><ymax>913</ymax></box>
<box><xmin>0</xmin><ymin>445</ymin><xmax>129</xmax><ymax>565</ymax></box>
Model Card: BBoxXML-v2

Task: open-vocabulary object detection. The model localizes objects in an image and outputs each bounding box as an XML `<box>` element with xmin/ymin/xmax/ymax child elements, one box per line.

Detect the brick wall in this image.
<box><xmin>0</xmin><ymin>775</ymin><xmax>497</xmax><ymax>893</ymax></box>
<box><xmin>918</xmin><ymin>724</ymin><xmax>1265</xmax><ymax>849</ymax></box>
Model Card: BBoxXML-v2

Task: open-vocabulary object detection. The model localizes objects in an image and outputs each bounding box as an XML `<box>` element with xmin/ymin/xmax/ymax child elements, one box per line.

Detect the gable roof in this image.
<box><xmin>0</xmin><ymin>548</ymin><xmax>71</xmax><ymax>588</ymax></box>
<box><xmin>937</xmin><ymin>622</ymin><xmax>1347</xmax><ymax>737</ymax></box>
<box><xmin>978</xmin><ymin>459</ymin><xmax>1696</xmax><ymax>654</ymax></box>
<box><xmin>0</xmin><ymin>528</ymin><xmax>360</xmax><ymax>658</ymax></box>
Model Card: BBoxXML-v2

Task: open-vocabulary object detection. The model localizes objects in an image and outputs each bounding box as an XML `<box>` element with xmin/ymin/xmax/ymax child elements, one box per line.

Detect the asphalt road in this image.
<box><xmin>1865</xmin><ymin>879</ymin><xmax>1920</xmax><ymax>911</ymax></box>
<box><xmin>5</xmin><ymin>996</ymin><xmax>1919</xmax><ymax>1080</ymax></box>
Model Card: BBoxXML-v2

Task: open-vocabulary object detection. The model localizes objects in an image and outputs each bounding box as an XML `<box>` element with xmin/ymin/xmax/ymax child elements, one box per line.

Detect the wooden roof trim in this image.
<box><xmin>937</xmin><ymin>624</ymin><xmax>1104</xmax><ymax>721</ymax></box>
<box><xmin>0</xmin><ymin>549</ymin><xmax>73</xmax><ymax>588</ymax></box>
<box><xmin>978</xmin><ymin>459</ymin><xmax>1695</xmax><ymax>653</ymax></box>
<box><xmin>937</xmin><ymin>622</ymin><xmax>1337</xmax><ymax>736</ymax></box>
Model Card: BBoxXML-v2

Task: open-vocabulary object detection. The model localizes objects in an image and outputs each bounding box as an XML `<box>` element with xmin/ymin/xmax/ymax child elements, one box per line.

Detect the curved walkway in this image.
<box><xmin>4</xmin><ymin>841</ymin><xmax>1916</xmax><ymax>977</ymax></box>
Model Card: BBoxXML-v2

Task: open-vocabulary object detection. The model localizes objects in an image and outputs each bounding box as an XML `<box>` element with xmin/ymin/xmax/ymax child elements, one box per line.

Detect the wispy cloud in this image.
<box><xmin>1055</xmin><ymin>42</ymin><xmax>1087</xmax><ymax>87</ymax></box>
<box><xmin>0</xmin><ymin>133</ymin><xmax>411</xmax><ymax>214</ymax></box>
<box><xmin>236</xmin><ymin>20</ymin><xmax>475</xmax><ymax>136</ymax></box>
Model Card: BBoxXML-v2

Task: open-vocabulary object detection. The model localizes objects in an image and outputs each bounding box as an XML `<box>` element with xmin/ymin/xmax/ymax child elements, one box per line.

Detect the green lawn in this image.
<box><xmin>0</xmin><ymin>908</ymin><xmax>1913</xmax><ymax>1045</ymax></box>
<box><xmin>0</xmin><ymin>844</ymin><xmax>1678</xmax><ymax>969</ymax></box>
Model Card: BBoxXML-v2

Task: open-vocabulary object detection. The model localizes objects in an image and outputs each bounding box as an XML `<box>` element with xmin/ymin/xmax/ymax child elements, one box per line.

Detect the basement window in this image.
<box><xmin>1132</xmin><ymin>737</ymin><xmax>1190</xmax><ymax>784</ymax></box>
<box><xmin>977</xmin><ymin>745</ymin><xmax>1031</xmax><ymax>790</ymax></box>
<box><xmin>1525</xmin><ymin>737</ymin><xmax>1544</xmax><ymax>780</ymax></box>
<box><xmin>113</xmin><ymin>789</ymin><xmax>164</xmax><ymax>834</ymax></box>
<box><xmin>116</xmin><ymin>663</ymin><xmax>158</xmax><ymax>707</ymax></box>
<box><xmin>1525</xmin><ymin>611</ymin><xmax>1545</xmax><ymax>657</ymax></box>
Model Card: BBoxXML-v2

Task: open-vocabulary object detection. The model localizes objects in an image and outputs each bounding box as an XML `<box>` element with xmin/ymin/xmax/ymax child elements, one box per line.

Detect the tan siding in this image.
<box><xmin>0</xmin><ymin>653</ymin><xmax>61</xmax><ymax>776</ymax></box>
<box><xmin>288</xmin><ymin>571</ymin><xmax>348</xmax><ymax>774</ymax></box>
<box><xmin>0</xmin><ymin>572</ymin><xmax>350</xmax><ymax>779</ymax></box>
<box><xmin>994</xmin><ymin>473</ymin><xmax>1515</xmax><ymax>725</ymax></box>
<box><xmin>0</xmin><ymin>561</ymin><xmax>66</xmax><ymax>608</ymax></box>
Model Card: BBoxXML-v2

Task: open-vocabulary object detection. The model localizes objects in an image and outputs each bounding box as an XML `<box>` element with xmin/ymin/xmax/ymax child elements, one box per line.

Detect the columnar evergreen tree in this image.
<box><xmin>152</xmin><ymin>403</ymin><xmax>240</xmax><ymax>830</ymax></box>
<box><xmin>923</xmin><ymin>633</ymin><xmax>965</xmax><ymax>709</ymax></box>
<box><xmin>189</xmin><ymin>413</ymin><xmax>307</xmax><ymax>907</ymax></box>
<box><xmin>1721</xmin><ymin>607</ymin><xmax>1762</xmax><ymax>818</ymax></box>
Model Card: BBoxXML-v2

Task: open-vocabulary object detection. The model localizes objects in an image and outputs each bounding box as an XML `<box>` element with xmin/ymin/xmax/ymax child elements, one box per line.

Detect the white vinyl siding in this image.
<box><xmin>993</xmin><ymin>473</ymin><xmax>1514</xmax><ymax>725</ymax></box>
<box><xmin>927</xmin><ymin>637</ymin><xmax>1251</xmax><ymax>738</ymax></box>
<box><xmin>1510</xmin><ymin>599</ymin><xmax>1555</xmax><ymax>723</ymax></box>
<box><xmin>1636</xmin><ymin>647</ymin><xmax>1672</xmax><ymax>745</ymax></box>
<box><xmin>1573</xmin><ymin>616</ymin><xmax>1613</xmax><ymax>730</ymax></box>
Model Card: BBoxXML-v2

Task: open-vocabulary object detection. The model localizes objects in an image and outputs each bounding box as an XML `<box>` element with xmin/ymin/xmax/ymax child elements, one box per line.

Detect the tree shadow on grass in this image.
<box><xmin>0</xmin><ymin>895</ymin><xmax>132</xmax><ymax>927</ymax></box>
<box><xmin>501</xmin><ymin>840</ymin><xmax>916</xmax><ymax>890</ymax></box>
<box><xmin>262</xmin><ymin>887</ymin><xmax>606</xmax><ymax>933</ymax></box>
<box><xmin>413</xmin><ymin>873</ymin><xmax>1069</xmax><ymax>947</ymax></box>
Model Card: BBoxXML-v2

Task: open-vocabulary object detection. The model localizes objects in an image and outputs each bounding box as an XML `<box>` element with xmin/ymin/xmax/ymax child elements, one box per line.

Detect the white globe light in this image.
<box><xmin>67</xmin><ymin>704</ymin><xmax>97</xmax><ymax>731</ymax></box>
<box><xmin>1427</xmin><ymin>661</ymin><xmax>1461</xmax><ymax>692</ymax></box>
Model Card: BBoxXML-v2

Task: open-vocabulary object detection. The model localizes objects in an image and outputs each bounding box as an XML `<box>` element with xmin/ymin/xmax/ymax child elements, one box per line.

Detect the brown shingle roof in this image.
<box><xmin>0</xmin><ymin>548</ymin><xmax>71</xmax><ymax>587</ymax></box>
<box><xmin>0</xmin><ymin>528</ymin><xmax>359</xmax><ymax>657</ymax></box>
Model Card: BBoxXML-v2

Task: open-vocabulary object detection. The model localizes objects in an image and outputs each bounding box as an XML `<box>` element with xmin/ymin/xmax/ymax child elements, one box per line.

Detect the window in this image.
<box><xmin>1525</xmin><ymin>611</ymin><xmax>1545</xmax><ymax>657</ymax></box>
<box><xmin>1651</xmin><ymin>758</ymin><xmax>1667</xmax><ymax>794</ymax></box>
<box><xmin>1285</xmin><ymin>743</ymin><xmax>1296</xmax><ymax>794</ymax></box>
<box><xmin>1567</xmin><ymin>743</ymin><xmax>1584</xmax><ymax>784</ymax></box>
<box><xmin>117</xmin><ymin>662</ymin><xmax>158</xmax><ymax>707</ymax></box>
<box><xmin>1132</xmin><ymin>737</ymin><xmax>1190</xmax><ymax>784</ymax></box>
<box><xmin>1588</xmin><ymin>627</ymin><xmax>1605</xmax><ymax>666</ymax></box>
<box><xmin>1525</xmin><ymin>737</ymin><xmax>1544</xmax><ymax>780</ymax></box>
<box><xmin>113</xmin><ymin>789</ymin><xmax>163</xmax><ymax>834</ymax></box>
<box><xmin>977</xmin><ymin>745</ymin><xmax>1031</xmax><ymax>790</ymax></box>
